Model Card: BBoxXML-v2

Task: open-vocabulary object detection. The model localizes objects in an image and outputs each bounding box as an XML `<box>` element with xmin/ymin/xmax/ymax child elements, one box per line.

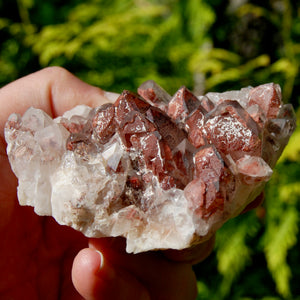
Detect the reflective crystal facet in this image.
<box><xmin>5</xmin><ymin>82</ymin><xmax>296</xmax><ymax>253</ymax></box>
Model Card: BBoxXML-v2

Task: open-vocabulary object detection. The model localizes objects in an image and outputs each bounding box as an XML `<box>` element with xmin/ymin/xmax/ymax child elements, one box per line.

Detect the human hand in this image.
<box><xmin>0</xmin><ymin>67</ymin><xmax>215</xmax><ymax>300</ymax></box>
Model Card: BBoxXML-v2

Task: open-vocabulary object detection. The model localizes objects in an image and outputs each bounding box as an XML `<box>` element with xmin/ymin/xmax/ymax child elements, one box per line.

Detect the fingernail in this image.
<box><xmin>95</xmin><ymin>250</ymin><xmax>104</xmax><ymax>270</ymax></box>
<box><xmin>95</xmin><ymin>250</ymin><xmax>115</xmax><ymax>280</ymax></box>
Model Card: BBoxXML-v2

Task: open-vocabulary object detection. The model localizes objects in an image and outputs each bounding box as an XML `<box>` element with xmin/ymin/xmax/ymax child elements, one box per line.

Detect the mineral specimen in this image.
<box><xmin>5</xmin><ymin>82</ymin><xmax>296</xmax><ymax>253</ymax></box>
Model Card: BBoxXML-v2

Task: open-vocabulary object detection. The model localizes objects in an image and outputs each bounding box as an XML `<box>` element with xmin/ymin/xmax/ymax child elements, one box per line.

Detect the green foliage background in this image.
<box><xmin>1</xmin><ymin>0</ymin><xmax>299</xmax><ymax>298</ymax></box>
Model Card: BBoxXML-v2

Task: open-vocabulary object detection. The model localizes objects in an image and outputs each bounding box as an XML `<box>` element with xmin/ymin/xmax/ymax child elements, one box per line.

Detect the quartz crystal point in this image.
<box><xmin>5</xmin><ymin>82</ymin><xmax>296</xmax><ymax>253</ymax></box>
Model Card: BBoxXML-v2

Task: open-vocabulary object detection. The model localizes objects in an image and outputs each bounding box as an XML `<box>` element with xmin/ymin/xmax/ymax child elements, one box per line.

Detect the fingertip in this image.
<box><xmin>72</xmin><ymin>248</ymin><xmax>103</xmax><ymax>299</ymax></box>
<box><xmin>76</xmin><ymin>248</ymin><xmax>102</xmax><ymax>275</ymax></box>
<box><xmin>73</xmin><ymin>248</ymin><xmax>116</xmax><ymax>299</ymax></box>
<box><xmin>72</xmin><ymin>248</ymin><xmax>150</xmax><ymax>300</ymax></box>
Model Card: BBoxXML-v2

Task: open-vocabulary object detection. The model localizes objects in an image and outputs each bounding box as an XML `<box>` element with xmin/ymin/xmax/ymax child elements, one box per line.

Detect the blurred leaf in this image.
<box><xmin>214</xmin><ymin>213</ymin><xmax>261</xmax><ymax>299</ymax></box>
<box><xmin>264</xmin><ymin>208</ymin><xmax>298</xmax><ymax>298</ymax></box>
<box><xmin>205</xmin><ymin>54</ymin><xmax>270</xmax><ymax>90</ymax></box>
<box><xmin>0</xmin><ymin>17</ymin><xmax>10</xmax><ymax>29</ymax></box>
<box><xmin>279</xmin><ymin>126</ymin><xmax>300</xmax><ymax>162</ymax></box>
<box><xmin>185</xmin><ymin>0</ymin><xmax>215</xmax><ymax>44</ymax></box>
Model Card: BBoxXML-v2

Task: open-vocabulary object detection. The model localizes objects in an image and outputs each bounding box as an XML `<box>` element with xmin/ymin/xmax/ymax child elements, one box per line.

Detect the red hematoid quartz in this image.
<box><xmin>90</xmin><ymin>82</ymin><xmax>290</xmax><ymax>218</ymax></box>
<box><xmin>5</xmin><ymin>81</ymin><xmax>296</xmax><ymax>253</ymax></box>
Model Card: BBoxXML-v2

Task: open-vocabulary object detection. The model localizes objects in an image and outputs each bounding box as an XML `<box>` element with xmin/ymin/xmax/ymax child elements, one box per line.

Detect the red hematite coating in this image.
<box><xmin>249</xmin><ymin>83</ymin><xmax>282</xmax><ymax>118</ymax></box>
<box><xmin>168</xmin><ymin>86</ymin><xmax>200</xmax><ymax>122</ymax></box>
<box><xmin>203</xmin><ymin>100</ymin><xmax>262</xmax><ymax>161</ymax></box>
<box><xmin>112</xmin><ymin>90</ymin><xmax>191</xmax><ymax>190</ymax></box>
<box><xmin>137</xmin><ymin>80</ymin><xmax>171</xmax><ymax>113</ymax></box>
<box><xmin>185</xmin><ymin>105</ymin><xmax>207</xmax><ymax>148</ymax></box>
<box><xmin>83</xmin><ymin>82</ymin><xmax>284</xmax><ymax>217</ymax></box>
<box><xmin>189</xmin><ymin>146</ymin><xmax>235</xmax><ymax>218</ymax></box>
<box><xmin>92</xmin><ymin>103</ymin><xmax>116</xmax><ymax>144</ymax></box>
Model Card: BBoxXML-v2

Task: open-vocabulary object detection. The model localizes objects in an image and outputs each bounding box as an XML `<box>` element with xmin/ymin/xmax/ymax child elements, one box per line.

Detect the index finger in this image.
<box><xmin>0</xmin><ymin>67</ymin><xmax>118</xmax><ymax>140</ymax></box>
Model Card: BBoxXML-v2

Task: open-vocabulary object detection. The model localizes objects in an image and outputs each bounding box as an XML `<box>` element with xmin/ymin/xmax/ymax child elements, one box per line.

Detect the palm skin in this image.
<box><xmin>0</xmin><ymin>200</ymin><xmax>87</xmax><ymax>299</ymax></box>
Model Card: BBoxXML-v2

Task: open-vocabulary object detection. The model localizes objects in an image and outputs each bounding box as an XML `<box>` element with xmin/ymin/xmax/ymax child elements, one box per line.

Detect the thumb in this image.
<box><xmin>72</xmin><ymin>248</ymin><xmax>150</xmax><ymax>300</ymax></box>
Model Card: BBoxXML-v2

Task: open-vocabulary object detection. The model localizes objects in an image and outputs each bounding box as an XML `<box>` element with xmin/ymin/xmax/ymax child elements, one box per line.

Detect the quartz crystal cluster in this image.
<box><xmin>5</xmin><ymin>81</ymin><xmax>296</xmax><ymax>253</ymax></box>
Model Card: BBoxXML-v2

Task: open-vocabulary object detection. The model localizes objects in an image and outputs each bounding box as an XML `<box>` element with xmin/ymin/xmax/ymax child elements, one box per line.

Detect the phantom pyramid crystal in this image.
<box><xmin>5</xmin><ymin>82</ymin><xmax>296</xmax><ymax>253</ymax></box>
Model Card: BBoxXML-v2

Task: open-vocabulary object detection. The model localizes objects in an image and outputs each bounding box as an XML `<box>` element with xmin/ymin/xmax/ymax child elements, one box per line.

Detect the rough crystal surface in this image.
<box><xmin>5</xmin><ymin>82</ymin><xmax>296</xmax><ymax>253</ymax></box>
